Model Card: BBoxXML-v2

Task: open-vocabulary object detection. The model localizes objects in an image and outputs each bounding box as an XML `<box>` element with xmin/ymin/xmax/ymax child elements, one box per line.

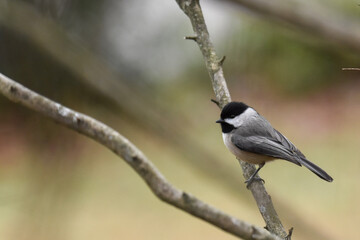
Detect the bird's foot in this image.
<box><xmin>245</xmin><ymin>176</ymin><xmax>265</xmax><ymax>189</ymax></box>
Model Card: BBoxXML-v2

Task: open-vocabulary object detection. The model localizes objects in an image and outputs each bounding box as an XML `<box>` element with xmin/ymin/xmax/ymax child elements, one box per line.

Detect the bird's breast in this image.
<box><xmin>222</xmin><ymin>133</ymin><xmax>274</xmax><ymax>165</ymax></box>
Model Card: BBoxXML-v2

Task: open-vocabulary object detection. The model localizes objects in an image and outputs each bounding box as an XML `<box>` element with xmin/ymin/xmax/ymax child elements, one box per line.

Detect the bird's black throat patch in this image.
<box><xmin>219</xmin><ymin>122</ymin><xmax>235</xmax><ymax>133</ymax></box>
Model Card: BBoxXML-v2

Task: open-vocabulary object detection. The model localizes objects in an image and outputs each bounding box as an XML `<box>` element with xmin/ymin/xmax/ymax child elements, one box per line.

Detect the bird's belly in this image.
<box><xmin>222</xmin><ymin>133</ymin><xmax>275</xmax><ymax>165</ymax></box>
<box><xmin>234</xmin><ymin>150</ymin><xmax>274</xmax><ymax>165</ymax></box>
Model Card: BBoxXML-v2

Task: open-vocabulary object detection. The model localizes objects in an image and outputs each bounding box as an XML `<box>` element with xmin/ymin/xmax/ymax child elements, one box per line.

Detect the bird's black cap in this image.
<box><xmin>220</xmin><ymin>102</ymin><xmax>249</xmax><ymax>120</ymax></box>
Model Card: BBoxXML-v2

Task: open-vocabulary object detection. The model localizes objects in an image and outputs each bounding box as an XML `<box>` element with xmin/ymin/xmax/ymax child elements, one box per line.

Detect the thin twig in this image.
<box><xmin>185</xmin><ymin>36</ymin><xmax>198</xmax><ymax>41</ymax></box>
<box><xmin>342</xmin><ymin>68</ymin><xmax>360</xmax><ymax>71</ymax></box>
<box><xmin>285</xmin><ymin>227</ymin><xmax>294</xmax><ymax>240</ymax></box>
<box><xmin>219</xmin><ymin>56</ymin><xmax>226</xmax><ymax>66</ymax></box>
<box><xmin>175</xmin><ymin>0</ymin><xmax>287</xmax><ymax>238</ymax></box>
<box><xmin>0</xmin><ymin>73</ymin><xmax>282</xmax><ymax>240</ymax></box>
<box><xmin>211</xmin><ymin>98</ymin><xmax>221</xmax><ymax>108</ymax></box>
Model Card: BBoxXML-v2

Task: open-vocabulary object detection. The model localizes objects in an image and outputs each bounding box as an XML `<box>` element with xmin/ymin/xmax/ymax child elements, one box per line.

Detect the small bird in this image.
<box><xmin>216</xmin><ymin>101</ymin><xmax>333</xmax><ymax>187</ymax></box>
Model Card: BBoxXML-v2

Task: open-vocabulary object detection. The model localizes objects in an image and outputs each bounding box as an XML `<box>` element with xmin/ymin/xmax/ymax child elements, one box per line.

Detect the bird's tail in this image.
<box><xmin>299</xmin><ymin>158</ymin><xmax>333</xmax><ymax>182</ymax></box>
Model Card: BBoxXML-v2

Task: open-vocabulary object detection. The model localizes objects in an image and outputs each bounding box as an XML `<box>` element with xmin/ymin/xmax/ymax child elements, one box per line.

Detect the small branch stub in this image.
<box><xmin>219</xmin><ymin>56</ymin><xmax>226</xmax><ymax>66</ymax></box>
<box><xmin>285</xmin><ymin>227</ymin><xmax>294</xmax><ymax>240</ymax></box>
<box><xmin>185</xmin><ymin>36</ymin><xmax>198</xmax><ymax>42</ymax></box>
<box><xmin>211</xmin><ymin>98</ymin><xmax>221</xmax><ymax>108</ymax></box>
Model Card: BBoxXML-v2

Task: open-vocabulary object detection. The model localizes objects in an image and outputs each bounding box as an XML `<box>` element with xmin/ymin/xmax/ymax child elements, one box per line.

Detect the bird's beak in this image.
<box><xmin>216</xmin><ymin>119</ymin><xmax>225</xmax><ymax>124</ymax></box>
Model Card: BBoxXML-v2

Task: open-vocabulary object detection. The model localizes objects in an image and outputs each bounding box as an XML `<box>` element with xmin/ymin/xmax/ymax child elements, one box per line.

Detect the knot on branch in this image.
<box><xmin>182</xmin><ymin>192</ymin><xmax>194</xmax><ymax>205</ymax></box>
<box><xmin>10</xmin><ymin>86</ymin><xmax>17</xmax><ymax>94</ymax></box>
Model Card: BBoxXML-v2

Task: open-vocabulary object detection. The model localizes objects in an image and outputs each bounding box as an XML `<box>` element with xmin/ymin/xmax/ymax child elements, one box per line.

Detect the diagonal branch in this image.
<box><xmin>175</xmin><ymin>0</ymin><xmax>288</xmax><ymax>238</ymax></box>
<box><xmin>0</xmin><ymin>72</ymin><xmax>282</xmax><ymax>240</ymax></box>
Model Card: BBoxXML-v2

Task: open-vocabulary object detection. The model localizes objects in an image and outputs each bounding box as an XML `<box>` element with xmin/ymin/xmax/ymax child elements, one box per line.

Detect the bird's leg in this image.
<box><xmin>245</xmin><ymin>163</ymin><xmax>265</xmax><ymax>188</ymax></box>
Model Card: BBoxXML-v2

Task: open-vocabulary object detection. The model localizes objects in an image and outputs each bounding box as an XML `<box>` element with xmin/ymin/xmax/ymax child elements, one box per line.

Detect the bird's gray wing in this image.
<box><xmin>230</xmin><ymin>111</ymin><xmax>333</xmax><ymax>181</ymax></box>
<box><xmin>231</xmin><ymin>134</ymin><xmax>302</xmax><ymax>166</ymax></box>
<box><xmin>272</xmin><ymin>129</ymin><xmax>306</xmax><ymax>159</ymax></box>
<box><xmin>231</xmin><ymin>112</ymin><xmax>304</xmax><ymax>165</ymax></box>
<box><xmin>271</xmin><ymin>128</ymin><xmax>333</xmax><ymax>181</ymax></box>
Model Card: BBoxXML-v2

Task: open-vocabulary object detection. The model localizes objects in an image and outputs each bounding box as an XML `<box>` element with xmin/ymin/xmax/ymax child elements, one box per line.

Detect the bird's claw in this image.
<box><xmin>245</xmin><ymin>176</ymin><xmax>265</xmax><ymax>188</ymax></box>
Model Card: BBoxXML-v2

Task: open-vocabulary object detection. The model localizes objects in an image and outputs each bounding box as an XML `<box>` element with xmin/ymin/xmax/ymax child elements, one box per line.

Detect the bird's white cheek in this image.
<box><xmin>224</xmin><ymin>108</ymin><xmax>257</xmax><ymax>128</ymax></box>
<box><xmin>224</xmin><ymin>117</ymin><xmax>243</xmax><ymax>128</ymax></box>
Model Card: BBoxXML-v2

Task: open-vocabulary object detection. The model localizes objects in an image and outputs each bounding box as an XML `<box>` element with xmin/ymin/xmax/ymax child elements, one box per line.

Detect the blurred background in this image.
<box><xmin>0</xmin><ymin>0</ymin><xmax>359</xmax><ymax>239</ymax></box>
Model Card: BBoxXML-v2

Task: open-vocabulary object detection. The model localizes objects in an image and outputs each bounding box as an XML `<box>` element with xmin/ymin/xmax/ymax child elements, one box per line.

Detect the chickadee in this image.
<box><xmin>216</xmin><ymin>101</ymin><xmax>333</xmax><ymax>187</ymax></box>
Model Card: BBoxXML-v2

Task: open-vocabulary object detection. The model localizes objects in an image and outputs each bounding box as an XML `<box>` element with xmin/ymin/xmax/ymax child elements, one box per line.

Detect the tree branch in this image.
<box><xmin>175</xmin><ymin>0</ymin><xmax>288</xmax><ymax>238</ymax></box>
<box><xmin>0</xmin><ymin>72</ymin><xmax>282</xmax><ymax>240</ymax></box>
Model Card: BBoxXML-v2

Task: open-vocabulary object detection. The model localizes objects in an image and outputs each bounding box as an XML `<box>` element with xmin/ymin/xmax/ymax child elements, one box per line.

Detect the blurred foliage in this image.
<box><xmin>3</xmin><ymin>0</ymin><xmax>360</xmax><ymax>97</ymax></box>
<box><xmin>319</xmin><ymin>0</ymin><xmax>360</xmax><ymax>19</ymax></box>
<box><xmin>224</xmin><ymin>20</ymin><xmax>359</xmax><ymax>94</ymax></box>
<box><xmin>0</xmin><ymin>23</ymin><xmax>117</xmax><ymax>111</ymax></box>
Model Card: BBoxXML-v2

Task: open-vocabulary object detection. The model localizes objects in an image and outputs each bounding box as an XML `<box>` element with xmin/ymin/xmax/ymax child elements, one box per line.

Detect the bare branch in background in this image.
<box><xmin>175</xmin><ymin>0</ymin><xmax>287</xmax><ymax>238</ymax></box>
<box><xmin>342</xmin><ymin>68</ymin><xmax>360</xmax><ymax>71</ymax></box>
<box><xmin>226</xmin><ymin>0</ymin><xmax>360</xmax><ymax>54</ymax></box>
<box><xmin>0</xmin><ymin>73</ymin><xmax>282</xmax><ymax>240</ymax></box>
